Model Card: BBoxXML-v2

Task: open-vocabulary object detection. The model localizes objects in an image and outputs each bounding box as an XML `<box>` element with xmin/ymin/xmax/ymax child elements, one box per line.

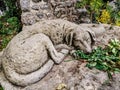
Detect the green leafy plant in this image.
<box><xmin>97</xmin><ymin>9</ymin><xmax>111</xmax><ymax>24</ymax></box>
<box><xmin>75</xmin><ymin>0</ymin><xmax>104</xmax><ymax>23</ymax></box>
<box><xmin>75</xmin><ymin>0</ymin><xmax>120</xmax><ymax>25</ymax></box>
<box><xmin>0</xmin><ymin>86</ymin><xmax>3</xmax><ymax>90</ymax></box>
<box><xmin>3</xmin><ymin>0</ymin><xmax>21</xmax><ymax>18</ymax></box>
<box><xmin>0</xmin><ymin>0</ymin><xmax>22</xmax><ymax>51</ymax></box>
<box><xmin>90</xmin><ymin>0</ymin><xmax>104</xmax><ymax>22</ymax></box>
<box><xmin>113</xmin><ymin>0</ymin><xmax>120</xmax><ymax>26</ymax></box>
<box><xmin>0</xmin><ymin>17</ymin><xmax>20</xmax><ymax>34</ymax></box>
<box><xmin>108</xmin><ymin>38</ymin><xmax>120</xmax><ymax>56</ymax></box>
<box><xmin>0</xmin><ymin>17</ymin><xmax>21</xmax><ymax>50</ymax></box>
<box><xmin>75</xmin><ymin>0</ymin><xmax>90</xmax><ymax>8</ymax></box>
<box><xmin>74</xmin><ymin>39</ymin><xmax>120</xmax><ymax>79</ymax></box>
<box><xmin>98</xmin><ymin>0</ymin><xmax>120</xmax><ymax>25</ymax></box>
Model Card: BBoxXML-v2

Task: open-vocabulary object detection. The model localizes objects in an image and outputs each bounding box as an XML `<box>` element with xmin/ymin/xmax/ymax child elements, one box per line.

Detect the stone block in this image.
<box><xmin>20</xmin><ymin>0</ymin><xmax>30</xmax><ymax>12</ymax></box>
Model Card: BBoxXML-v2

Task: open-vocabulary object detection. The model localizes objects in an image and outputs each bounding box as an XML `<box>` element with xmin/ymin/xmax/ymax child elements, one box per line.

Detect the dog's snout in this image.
<box><xmin>82</xmin><ymin>47</ymin><xmax>92</xmax><ymax>53</ymax></box>
<box><xmin>83</xmin><ymin>41</ymin><xmax>92</xmax><ymax>53</ymax></box>
<box><xmin>86</xmin><ymin>48</ymin><xmax>92</xmax><ymax>53</ymax></box>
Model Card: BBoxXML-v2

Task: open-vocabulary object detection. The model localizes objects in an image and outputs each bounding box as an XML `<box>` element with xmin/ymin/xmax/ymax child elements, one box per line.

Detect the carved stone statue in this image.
<box><xmin>0</xmin><ymin>19</ymin><xmax>106</xmax><ymax>89</ymax></box>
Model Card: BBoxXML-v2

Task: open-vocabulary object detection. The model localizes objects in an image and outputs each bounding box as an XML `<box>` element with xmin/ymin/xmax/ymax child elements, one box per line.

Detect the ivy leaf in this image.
<box><xmin>114</xmin><ymin>68</ymin><xmax>120</xmax><ymax>74</ymax></box>
<box><xmin>86</xmin><ymin>62</ymin><xmax>97</xmax><ymax>68</ymax></box>
<box><xmin>112</xmin><ymin>48</ymin><xmax>117</xmax><ymax>55</ymax></box>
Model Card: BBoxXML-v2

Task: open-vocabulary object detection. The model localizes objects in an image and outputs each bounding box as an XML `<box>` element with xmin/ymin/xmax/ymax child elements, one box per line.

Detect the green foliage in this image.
<box><xmin>89</xmin><ymin>0</ymin><xmax>104</xmax><ymax>23</ymax></box>
<box><xmin>3</xmin><ymin>0</ymin><xmax>21</xmax><ymax>18</ymax></box>
<box><xmin>0</xmin><ymin>17</ymin><xmax>20</xmax><ymax>34</ymax></box>
<box><xmin>0</xmin><ymin>17</ymin><xmax>21</xmax><ymax>50</ymax></box>
<box><xmin>75</xmin><ymin>0</ymin><xmax>104</xmax><ymax>23</ymax></box>
<box><xmin>108</xmin><ymin>38</ymin><xmax>120</xmax><ymax>56</ymax></box>
<box><xmin>0</xmin><ymin>0</ymin><xmax>21</xmax><ymax>51</ymax></box>
<box><xmin>113</xmin><ymin>1</ymin><xmax>120</xmax><ymax>26</ymax></box>
<box><xmin>75</xmin><ymin>0</ymin><xmax>120</xmax><ymax>25</ymax></box>
<box><xmin>75</xmin><ymin>0</ymin><xmax>90</xmax><ymax>8</ymax></box>
<box><xmin>74</xmin><ymin>39</ymin><xmax>120</xmax><ymax>78</ymax></box>
<box><xmin>101</xmin><ymin>1</ymin><xmax>120</xmax><ymax>25</ymax></box>
<box><xmin>0</xmin><ymin>86</ymin><xmax>3</xmax><ymax>90</ymax></box>
<box><xmin>90</xmin><ymin>0</ymin><xmax>103</xmax><ymax>12</ymax></box>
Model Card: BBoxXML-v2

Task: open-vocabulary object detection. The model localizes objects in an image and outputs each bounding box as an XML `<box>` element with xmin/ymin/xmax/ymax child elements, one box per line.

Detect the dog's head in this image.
<box><xmin>66</xmin><ymin>28</ymin><xmax>96</xmax><ymax>53</ymax></box>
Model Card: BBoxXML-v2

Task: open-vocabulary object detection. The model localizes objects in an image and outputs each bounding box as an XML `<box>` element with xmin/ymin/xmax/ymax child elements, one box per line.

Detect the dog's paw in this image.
<box><xmin>70</xmin><ymin>50</ymin><xmax>76</xmax><ymax>57</ymax></box>
<box><xmin>60</xmin><ymin>49</ymin><xmax>69</xmax><ymax>55</ymax></box>
<box><xmin>54</xmin><ymin>52</ymin><xmax>66</xmax><ymax>64</ymax></box>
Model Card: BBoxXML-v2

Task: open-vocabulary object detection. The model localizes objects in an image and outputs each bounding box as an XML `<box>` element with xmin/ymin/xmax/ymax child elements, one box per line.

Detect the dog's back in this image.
<box><xmin>22</xmin><ymin>19</ymin><xmax>78</xmax><ymax>45</ymax></box>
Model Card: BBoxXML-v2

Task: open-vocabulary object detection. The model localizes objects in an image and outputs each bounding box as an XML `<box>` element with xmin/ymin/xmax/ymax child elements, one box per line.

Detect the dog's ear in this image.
<box><xmin>86</xmin><ymin>30</ymin><xmax>96</xmax><ymax>45</ymax></box>
<box><xmin>65</xmin><ymin>31</ymin><xmax>74</xmax><ymax>46</ymax></box>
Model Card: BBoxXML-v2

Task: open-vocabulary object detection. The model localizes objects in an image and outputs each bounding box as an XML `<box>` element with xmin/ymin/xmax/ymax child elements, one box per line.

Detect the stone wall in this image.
<box><xmin>20</xmin><ymin>0</ymin><xmax>87</xmax><ymax>25</ymax></box>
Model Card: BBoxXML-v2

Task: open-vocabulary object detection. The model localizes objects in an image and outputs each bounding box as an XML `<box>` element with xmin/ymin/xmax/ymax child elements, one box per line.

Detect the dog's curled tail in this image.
<box><xmin>4</xmin><ymin>60</ymin><xmax>54</xmax><ymax>87</ymax></box>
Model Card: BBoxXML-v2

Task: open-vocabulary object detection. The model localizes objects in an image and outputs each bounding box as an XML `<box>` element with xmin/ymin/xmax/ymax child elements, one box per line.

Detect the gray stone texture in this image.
<box><xmin>21</xmin><ymin>12</ymin><xmax>39</xmax><ymax>25</ymax></box>
<box><xmin>0</xmin><ymin>0</ymin><xmax>120</xmax><ymax>90</ymax></box>
<box><xmin>32</xmin><ymin>0</ymin><xmax>41</xmax><ymax>3</ymax></box>
<box><xmin>20</xmin><ymin>0</ymin><xmax>82</xmax><ymax>25</ymax></box>
<box><xmin>31</xmin><ymin>5</ymin><xmax>39</xmax><ymax>10</ymax></box>
<box><xmin>0</xmin><ymin>19</ymin><xmax>120</xmax><ymax>90</ymax></box>
<box><xmin>20</xmin><ymin>0</ymin><xmax>30</xmax><ymax>12</ymax></box>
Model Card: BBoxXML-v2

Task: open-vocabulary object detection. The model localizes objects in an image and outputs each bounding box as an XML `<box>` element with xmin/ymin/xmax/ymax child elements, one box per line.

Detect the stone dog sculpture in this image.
<box><xmin>0</xmin><ymin>19</ymin><xmax>105</xmax><ymax>87</ymax></box>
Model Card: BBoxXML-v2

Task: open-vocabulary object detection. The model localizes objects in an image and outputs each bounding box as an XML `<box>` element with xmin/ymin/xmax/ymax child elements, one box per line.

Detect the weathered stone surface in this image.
<box><xmin>1</xmin><ymin>56</ymin><xmax>120</xmax><ymax>90</ymax></box>
<box><xmin>20</xmin><ymin>0</ymin><xmax>80</xmax><ymax>25</ymax></box>
<box><xmin>13</xmin><ymin>0</ymin><xmax>119</xmax><ymax>25</ymax></box>
<box><xmin>36</xmin><ymin>12</ymin><xmax>44</xmax><ymax>19</ymax></box>
<box><xmin>1</xmin><ymin>0</ymin><xmax>119</xmax><ymax>90</ymax></box>
<box><xmin>0</xmin><ymin>21</ymin><xmax>120</xmax><ymax>90</ymax></box>
<box><xmin>39</xmin><ymin>2</ymin><xmax>49</xmax><ymax>10</ymax></box>
<box><xmin>20</xmin><ymin>0</ymin><xmax>30</xmax><ymax>12</ymax></box>
<box><xmin>31</xmin><ymin>5</ymin><xmax>39</xmax><ymax>10</ymax></box>
<box><xmin>94</xmin><ymin>25</ymin><xmax>120</xmax><ymax>48</ymax></box>
<box><xmin>32</xmin><ymin>0</ymin><xmax>41</xmax><ymax>3</ymax></box>
<box><xmin>65</xmin><ymin>1</ymin><xmax>73</xmax><ymax>7</ymax></box>
<box><xmin>21</xmin><ymin>61</ymin><xmax>108</xmax><ymax>90</ymax></box>
<box><xmin>40</xmin><ymin>4</ymin><xmax>49</xmax><ymax>10</ymax></box>
<box><xmin>21</xmin><ymin>12</ymin><xmax>39</xmax><ymax>25</ymax></box>
<box><xmin>99</xmin><ymin>73</ymin><xmax>120</xmax><ymax>90</ymax></box>
<box><xmin>0</xmin><ymin>20</ymin><xmax>97</xmax><ymax>88</ymax></box>
<box><xmin>0</xmin><ymin>57</ymin><xmax>109</xmax><ymax>90</ymax></box>
<box><xmin>43</xmin><ymin>0</ymin><xmax>48</xmax><ymax>2</ymax></box>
